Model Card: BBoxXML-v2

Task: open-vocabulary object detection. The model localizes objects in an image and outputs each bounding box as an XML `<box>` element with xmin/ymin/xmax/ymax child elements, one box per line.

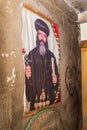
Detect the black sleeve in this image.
<box><xmin>52</xmin><ymin>54</ymin><xmax>59</xmax><ymax>91</ymax></box>
<box><xmin>25</xmin><ymin>52</ymin><xmax>32</xmax><ymax>102</ymax></box>
<box><xmin>25</xmin><ymin>76</ymin><xmax>31</xmax><ymax>102</ymax></box>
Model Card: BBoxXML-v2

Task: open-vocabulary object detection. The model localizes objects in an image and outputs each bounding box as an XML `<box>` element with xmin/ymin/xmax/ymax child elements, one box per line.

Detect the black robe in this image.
<box><xmin>25</xmin><ymin>47</ymin><xmax>58</xmax><ymax>110</ymax></box>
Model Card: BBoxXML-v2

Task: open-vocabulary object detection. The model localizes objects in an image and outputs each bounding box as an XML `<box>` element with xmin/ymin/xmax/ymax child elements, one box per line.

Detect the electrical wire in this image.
<box><xmin>26</xmin><ymin>107</ymin><xmax>64</xmax><ymax>130</ymax></box>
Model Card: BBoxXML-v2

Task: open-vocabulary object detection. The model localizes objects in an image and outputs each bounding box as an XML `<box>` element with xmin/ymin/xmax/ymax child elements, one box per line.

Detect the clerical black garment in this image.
<box><xmin>25</xmin><ymin>47</ymin><xmax>58</xmax><ymax>110</ymax></box>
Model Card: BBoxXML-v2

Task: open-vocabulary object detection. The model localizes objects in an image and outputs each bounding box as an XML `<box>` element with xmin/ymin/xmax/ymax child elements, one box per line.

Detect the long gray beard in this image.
<box><xmin>39</xmin><ymin>45</ymin><xmax>46</xmax><ymax>56</ymax></box>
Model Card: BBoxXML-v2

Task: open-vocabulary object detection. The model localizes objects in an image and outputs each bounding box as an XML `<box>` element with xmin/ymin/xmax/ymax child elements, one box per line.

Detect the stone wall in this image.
<box><xmin>0</xmin><ymin>0</ymin><xmax>81</xmax><ymax>130</ymax></box>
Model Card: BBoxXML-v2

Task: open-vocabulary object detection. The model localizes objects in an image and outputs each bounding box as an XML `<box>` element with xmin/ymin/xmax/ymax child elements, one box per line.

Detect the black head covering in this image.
<box><xmin>35</xmin><ymin>19</ymin><xmax>49</xmax><ymax>37</ymax></box>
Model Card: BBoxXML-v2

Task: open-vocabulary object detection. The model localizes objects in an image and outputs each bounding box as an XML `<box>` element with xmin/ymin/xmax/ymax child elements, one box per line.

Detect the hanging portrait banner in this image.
<box><xmin>22</xmin><ymin>4</ymin><xmax>61</xmax><ymax>115</ymax></box>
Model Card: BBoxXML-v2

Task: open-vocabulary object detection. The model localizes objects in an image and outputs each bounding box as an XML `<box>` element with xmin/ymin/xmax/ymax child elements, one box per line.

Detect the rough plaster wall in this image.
<box><xmin>0</xmin><ymin>1</ymin><xmax>24</xmax><ymax>130</ymax></box>
<box><xmin>0</xmin><ymin>0</ymin><xmax>81</xmax><ymax>130</ymax></box>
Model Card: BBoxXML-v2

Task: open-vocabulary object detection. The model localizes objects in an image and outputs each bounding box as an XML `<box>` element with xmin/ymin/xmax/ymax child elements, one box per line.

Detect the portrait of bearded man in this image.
<box><xmin>25</xmin><ymin>19</ymin><xmax>59</xmax><ymax>111</ymax></box>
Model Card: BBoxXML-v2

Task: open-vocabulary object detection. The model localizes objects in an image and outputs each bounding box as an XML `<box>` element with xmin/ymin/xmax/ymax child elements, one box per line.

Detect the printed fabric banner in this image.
<box><xmin>22</xmin><ymin>4</ymin><xmax>61</xmax><ymax>115</ymax></box>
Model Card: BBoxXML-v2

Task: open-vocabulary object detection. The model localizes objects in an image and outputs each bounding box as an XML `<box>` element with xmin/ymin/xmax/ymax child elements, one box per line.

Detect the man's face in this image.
<box><xmin>37</xmin><ymin>30</ymin><xmax>47</xmax><ymax>45</ymax></box>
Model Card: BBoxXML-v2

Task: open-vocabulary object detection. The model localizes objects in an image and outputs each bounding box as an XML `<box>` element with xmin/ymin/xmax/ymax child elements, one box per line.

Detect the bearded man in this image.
<box><xmin>25</xmin><ymin>19</ymin><xmax>59</xmax><ymax>111</ymax></box>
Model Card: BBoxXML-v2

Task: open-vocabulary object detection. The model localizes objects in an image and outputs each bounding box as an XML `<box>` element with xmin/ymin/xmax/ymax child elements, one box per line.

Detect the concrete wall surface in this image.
<box><xmin>0</xmin><ymin>0</ymin><xmax>81</xmax><ymax>130</ymax></box>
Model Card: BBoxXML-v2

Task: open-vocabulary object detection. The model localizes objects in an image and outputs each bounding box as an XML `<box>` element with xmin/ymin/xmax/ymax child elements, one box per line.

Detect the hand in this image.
<box><xmin>52</xmin><ymin>74</ymin><xmax>57</xmax><ymax>84</ymax></box>
<box><xmin>25</xmin><ymin>66</ymin><xmax>32</xmax><ymax>79</ymax></box>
